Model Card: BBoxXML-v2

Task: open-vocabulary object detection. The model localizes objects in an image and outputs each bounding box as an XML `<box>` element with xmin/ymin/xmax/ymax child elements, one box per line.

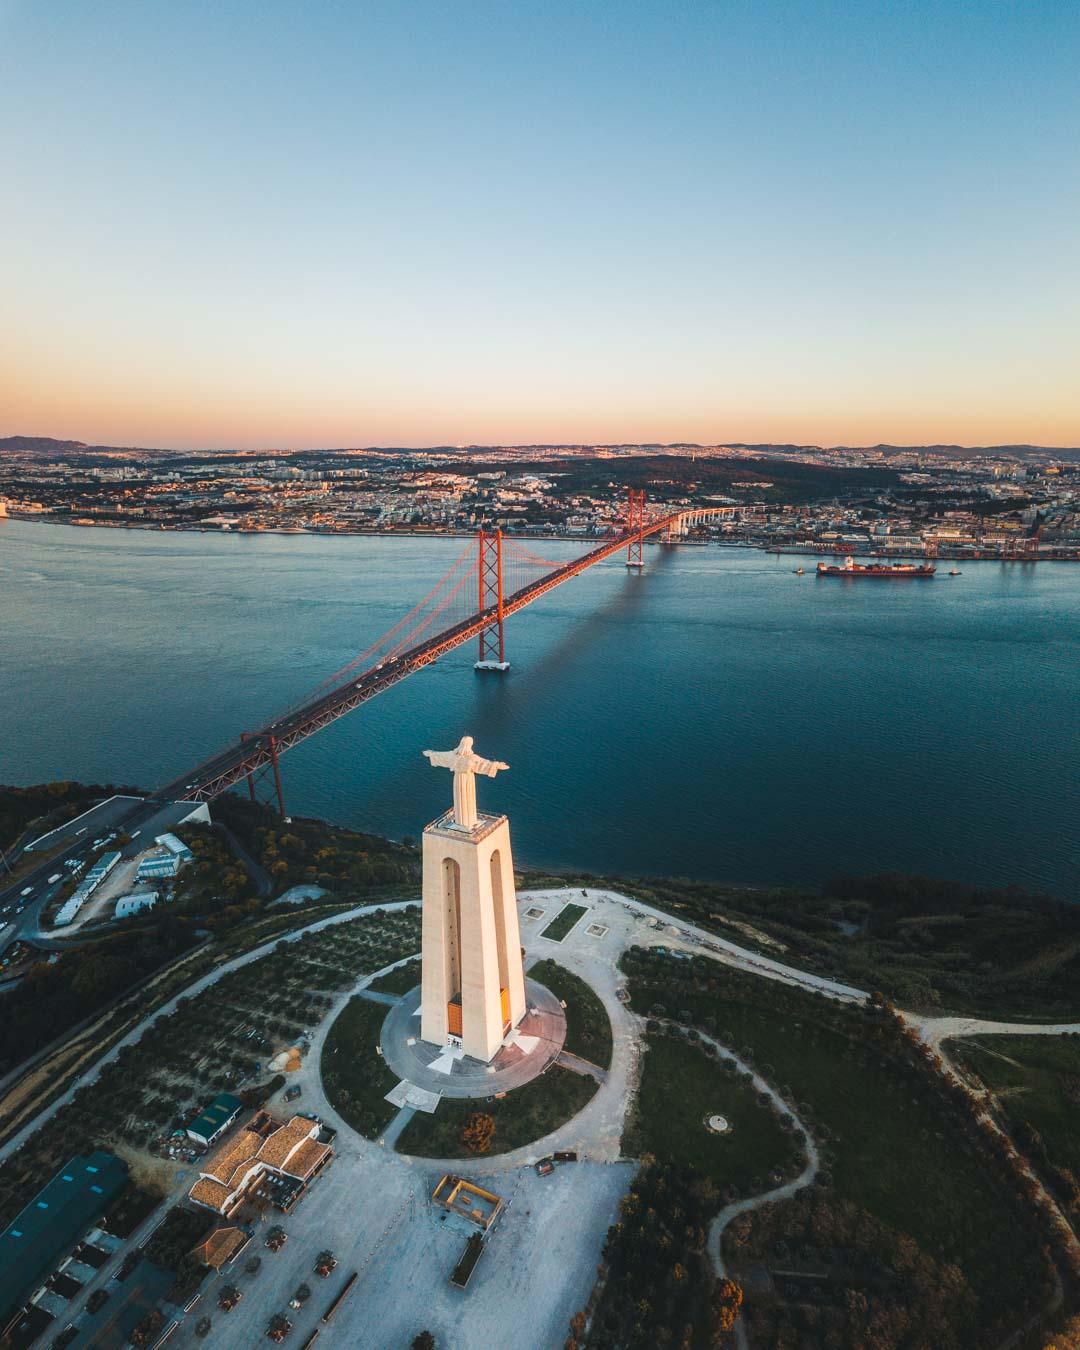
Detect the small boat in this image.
<box><xmin>793</xmin><ymin>566</ymin><xmax>805</xmax><ymax>575</ymax></box>
<box><xmin>948</xmin><ymin>569</ymin><xmax>962</xmax><ymax>576</ymax></box>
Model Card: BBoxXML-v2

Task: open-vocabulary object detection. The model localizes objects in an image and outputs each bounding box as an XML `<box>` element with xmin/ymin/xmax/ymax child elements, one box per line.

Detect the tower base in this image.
<box><xmin>419</xmin><ymin>811</ymin><xmax>526</xmax><ymax>1062</ymax></box>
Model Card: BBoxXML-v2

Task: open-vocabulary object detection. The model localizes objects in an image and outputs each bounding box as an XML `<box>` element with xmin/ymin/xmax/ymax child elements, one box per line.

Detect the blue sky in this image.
<box><xmin>2</xmin><ymin>0</ymin><xmax>1078</xmax><ymax>447</ymax></box>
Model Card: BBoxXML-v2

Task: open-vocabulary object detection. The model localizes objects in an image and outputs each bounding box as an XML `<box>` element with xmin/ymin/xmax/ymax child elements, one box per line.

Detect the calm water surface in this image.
<box><xmin>1</xmin><ymin>520</ymin><xmax>1077</xmax><ymax>897</ymax></box>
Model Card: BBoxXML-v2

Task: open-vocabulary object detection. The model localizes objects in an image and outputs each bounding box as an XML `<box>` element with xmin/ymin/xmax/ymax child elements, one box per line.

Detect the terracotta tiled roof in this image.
<box><xmin>256</xmin><ymin>1116</ymin><xmax>316</xmax><ymax>1171</ymax></box>
<box><xmin>191</xmin><ymin>1226</ymin><xmax>247</xmax><ymax>1269</ymax></box>
<box><xmin>200</xmin><ymin>1129</ymin><xmax>262</xmax><ymax>1186</ymax></box>
<box><xmin>189</xmin><ymin>1177</ymin><xmax>231</xmax><ymax>1212</ymax></box>
<box><xmin>281</xmin><ymin>1139</ymin><xmax>331</xmax><ymax>1181</ymax></box>
<box><xmin>188</xmin><ymin>1113</ymin><xmax>328</xmax><ymax>1214</ymax></box>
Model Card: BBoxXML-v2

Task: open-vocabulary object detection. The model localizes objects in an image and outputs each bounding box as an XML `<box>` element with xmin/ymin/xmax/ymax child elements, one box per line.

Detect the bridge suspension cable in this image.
<box><xmin>155</xmin><ymin>495</ymin><xmax>734</xmax><ymax>807</ymax></box>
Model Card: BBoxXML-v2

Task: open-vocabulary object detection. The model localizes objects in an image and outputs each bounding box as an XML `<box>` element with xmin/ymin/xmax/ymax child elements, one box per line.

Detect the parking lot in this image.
<box><xmin>171</xmin><ymin>1138</ymin><xmax>631</xmax><ymax>1349</ymax></box>
<box><xmin>159</xmin><ymin>888</ymin><xmax>658</xmax><ymax>1349</ymax></box>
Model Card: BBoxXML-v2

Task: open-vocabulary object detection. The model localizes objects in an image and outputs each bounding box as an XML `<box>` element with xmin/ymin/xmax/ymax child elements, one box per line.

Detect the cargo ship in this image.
<box><xmin>817</xmin><ymin>555</ymin><xmax>935</xmax><ymax>578</ymax></box>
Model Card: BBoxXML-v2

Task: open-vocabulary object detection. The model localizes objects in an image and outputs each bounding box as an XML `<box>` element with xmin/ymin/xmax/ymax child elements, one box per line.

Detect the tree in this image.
<box><xmin>245</xmin><ymin>1255</ymin><xmax>262</xmax><ymax>1275</ymax></box>
<box><xmin>195</xmin><ymin>1316</ymin><xmax>212</xmax><ymax>1338</ymax></box>
<box><xmin>565</xmin><ymin>1310</ymin><xmax>587</xmax><ymax>1349</ymax></box>
<box><xmin>412</xmin><ymin>1334</ymin><xmax>436</xmax><ymax>1350</ymax></box>
<box><xmin>462</xmin><ymin>1111</ymin><xmax>496</xmax><ymax>1154</ymax></box>
<box><xmin>710</xmin><ymin>1279</ymin><xmax>743</xmax><ymax>1340</ymax></box>
<box><xmin>130</xmin><ymin>1310</ymin><xmax>166</xmax><ymax>1348</ymax></box>
<box><xmin>1045</xmin><ymin>1313</ymin><xmax>1080</xmax><ymax>1350</ymax></box>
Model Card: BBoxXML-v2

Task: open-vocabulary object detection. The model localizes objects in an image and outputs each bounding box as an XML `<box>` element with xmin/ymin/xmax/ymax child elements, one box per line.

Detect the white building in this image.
<box><xmin>115</xmin><ymin>891</ymin><xmax>159</xmax><ymax>919</ymax></box>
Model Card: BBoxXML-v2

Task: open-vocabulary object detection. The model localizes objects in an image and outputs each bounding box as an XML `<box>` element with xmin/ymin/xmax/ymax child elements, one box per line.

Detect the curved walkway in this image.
<box><xmin>906</xmin><ymin>1012</ymin><xmax>1080</xmax><ymax>1050</ymax></box>
<box><xmin>290</xmin><ymin>938</ymin><xmax>640</xmax><ymax>1176</ymax></box>
<box><xmin>8</xmin><ymin>884</ymin><xmax>1079</xmax><ymax>1168</ymax></box>
<box><xmin>682</xmin><ymin>1029</ymin><xmax>820</xmax><ymax>1350</ymax></box>
<box><xmin>0</xmin><ymin>898</ymin><xmax>421</xmax><ymax>1164</ymax></box>
<box><xmin>559</xmin><ymin>888</ymin><xmax>1080</xmax><ymax>1046</ymax></box>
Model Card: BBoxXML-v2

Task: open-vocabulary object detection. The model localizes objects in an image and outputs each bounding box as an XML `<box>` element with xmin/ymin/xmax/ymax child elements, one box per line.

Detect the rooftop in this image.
<box><xmin>0</xmin><ymin>1151</ymin><xmax>128</xmax><ymax>1325</ymax></box>
<box><xmin>187</xmin><ymin>1092</ymin><xmax>243</xmax><ymax>1143</ymax></box>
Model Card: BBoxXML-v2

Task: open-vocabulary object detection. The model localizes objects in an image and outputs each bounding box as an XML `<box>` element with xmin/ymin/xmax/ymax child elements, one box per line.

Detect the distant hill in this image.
<box><xmin>0</xmin><ymin>435</ymin><xmax>177</xmax><ymax>457</ymax></box>
<box><xmin>2</xmin><ymin>434</ymin><xmax>1078</xmax><ymax>463</ymax></box>
<box><xmin>0</xmin><ymin>436</ymin><xmax>90</xmax><ymax>455</ymax></box>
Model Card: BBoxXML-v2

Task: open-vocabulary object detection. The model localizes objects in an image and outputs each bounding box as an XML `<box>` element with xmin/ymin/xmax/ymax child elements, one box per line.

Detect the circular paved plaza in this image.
<box><xmin>380</xmin><ymin>978</ymin><xmax>567</xmax><ymax>1098</ymax></box>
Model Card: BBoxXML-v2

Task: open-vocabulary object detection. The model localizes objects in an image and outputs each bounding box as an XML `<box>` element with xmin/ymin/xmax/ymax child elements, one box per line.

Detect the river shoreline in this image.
<box><xmin>4</xmin><ymin>513</ymin><xmax>1077</xmax><ymax>562</ymax></box>
<box><xmin>3</xmin><ymin>519</ymin><xmax>1076</xmax><ymax>897</ymax></box>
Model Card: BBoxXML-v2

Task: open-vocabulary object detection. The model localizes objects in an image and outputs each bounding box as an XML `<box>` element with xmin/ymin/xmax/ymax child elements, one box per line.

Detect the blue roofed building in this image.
<box><xmin>0</xmin><ymin>1151</ymin><xmax>128</xmax><ymax>1331</ymax></box>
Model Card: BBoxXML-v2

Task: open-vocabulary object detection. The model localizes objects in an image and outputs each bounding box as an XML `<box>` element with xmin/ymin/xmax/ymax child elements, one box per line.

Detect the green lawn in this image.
<box><xmin>395</xmin><ymin>1065</ymin><xmax>596</xmax><ymax>1158</ymax></box>
<box><xmin>367</xmin><ymin>957</ymin><xmax>421</xmax><ymax>996</ymax></box>
<box><xmin>623</xmin><ymin>949</ymin><xmax>1048</xmax><ymax>1329</ymax></box>
<box><xmin>540</xmin><ymin>902</ymin><xmax>587</xmax><ymax>942</ymax></box>
<box><xmin>627</xmin><ymin>1032</ymin><xmax>800</xmax><ymax>1191</ymax></box>
<box><xmin>953</xmin><ymin>1034</ymin><xmax>1080</xmax><ymax>1175</ymax></box>
<box><xmin>319</xmin><ymin>996</ymin><xmax>399</xmax><ymax>1137</ymax></box>
<box><xmin>520</xmin><ymin>868</ymin><xmax>1080</xmax><ymax>1020</ymax></box>
<box><xmin>529</xmin><ymin>958</ymin><xmax>613</xmax><ymax>1069</ymax></box>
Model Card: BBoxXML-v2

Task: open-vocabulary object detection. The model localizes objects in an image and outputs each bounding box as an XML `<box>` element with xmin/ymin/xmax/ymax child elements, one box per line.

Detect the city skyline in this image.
<box><xmin>2</xmin><ymin>0</ymin><xmax>1079</xmax><ymax>450</ymax></box>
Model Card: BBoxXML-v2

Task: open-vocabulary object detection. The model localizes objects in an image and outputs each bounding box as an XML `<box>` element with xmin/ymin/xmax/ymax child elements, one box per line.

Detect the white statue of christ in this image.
<box><xmin>424</xmin><ymin>735</ymin><xmax>508</xmax><ymax>830</ymax></box>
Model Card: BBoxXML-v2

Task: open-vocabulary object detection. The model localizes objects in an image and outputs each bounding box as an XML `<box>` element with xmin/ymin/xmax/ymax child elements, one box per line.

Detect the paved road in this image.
<box><xmin>0</xmin><ymin>899</ymin><xmax>422</xmax><ymax>1166</ymax></box>
<box><xmin>8</xmin><ymin>884</ymin><xmax>1078</xmax><ymax>1168</ymax></box>
<box><xmin>907</xmin><ymin>1012</ymin><xmax>1080</xmax><ymax>1049</ymax></box>
<box><xmin>52</xmin><ymin>1168</ymin><xmax>194</xmax><ymax>1349</ymax></box>
<box><xmin>7</xmin><ymin>883</ymin><xmax>1078</xmax><ymax>1350</ymax></box>
<box><xmin>563</xmin><ymin>887</ymin><xmax>1080</xmax><ymax>1047</ymax></box>
<box><xmin>0</xmin><ymin>795</ymin><xmax>206</xmax><ymax>949</ymax></box>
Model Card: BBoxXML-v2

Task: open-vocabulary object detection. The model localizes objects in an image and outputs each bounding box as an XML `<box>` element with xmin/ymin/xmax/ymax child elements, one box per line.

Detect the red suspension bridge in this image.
<box><xmin>157</xmin><ymin>492</ymin><xmax>733</xmax><ymax>814</ymax></box>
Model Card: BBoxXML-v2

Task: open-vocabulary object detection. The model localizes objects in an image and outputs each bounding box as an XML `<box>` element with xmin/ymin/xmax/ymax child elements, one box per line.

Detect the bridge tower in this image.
<box><xmin>238</xmin><ymin>731</ymin><xmax>287</xmax><ymax>818</ymax></box>
<box><xmin>626</xmin><ymin>488</ymin><xmax>646</xmax><ymax>569</ymax></box>
<box><xmin>475</xmin><ymin>528</ymin><xmax>509</xmax><ymax>671</ymax></box>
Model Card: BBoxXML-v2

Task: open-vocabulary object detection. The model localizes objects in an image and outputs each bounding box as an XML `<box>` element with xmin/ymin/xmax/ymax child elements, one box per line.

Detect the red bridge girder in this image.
<box><xmin>157</xmin><ymin>503</ymin><xmax>734</xmax><ymax>805</ymax></box>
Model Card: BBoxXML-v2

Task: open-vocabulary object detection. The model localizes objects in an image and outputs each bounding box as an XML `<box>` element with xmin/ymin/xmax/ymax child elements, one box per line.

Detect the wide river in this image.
<box><xmin>2</xmin><ymin>519</ymin><xmax>1077</xmax><ymax>898</ymax></box>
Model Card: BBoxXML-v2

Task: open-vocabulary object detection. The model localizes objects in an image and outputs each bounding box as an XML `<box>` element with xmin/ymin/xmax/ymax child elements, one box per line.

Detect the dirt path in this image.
<box><xmin>686</xmin><ymin>1028</ymin><xmax>820</xmax><ymax>1350</ymax></box>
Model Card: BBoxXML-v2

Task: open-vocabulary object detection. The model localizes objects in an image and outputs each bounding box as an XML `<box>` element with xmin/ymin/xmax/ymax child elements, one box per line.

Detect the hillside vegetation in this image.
<box><xmin>212</xmin><ymin>795</ymin><xmax>419</xmax><ymax>895</ymax></box>
<box><xmin>524</xmin><ymin>869</ymin><xmax>1080</xmax><ymax>1019</ymax></box>
<box><xmin>621</xmin><ymin>946</ymin><xmax>1057</xmax><ymax>1348</ymax></box>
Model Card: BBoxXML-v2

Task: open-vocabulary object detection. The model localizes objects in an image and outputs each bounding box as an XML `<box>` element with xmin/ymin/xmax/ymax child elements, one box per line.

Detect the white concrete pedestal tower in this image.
<box><xmin>419</xmin><ymin>736</ymin><xmax>526</xmax><ymax>1062</ymax></box>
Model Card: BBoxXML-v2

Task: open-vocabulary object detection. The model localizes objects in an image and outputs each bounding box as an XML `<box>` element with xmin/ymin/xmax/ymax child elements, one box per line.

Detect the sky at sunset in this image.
<box><xmin>2</xmin><ymin>0</ymin><xmax>1078</xmax><ymax>450</ymax></box>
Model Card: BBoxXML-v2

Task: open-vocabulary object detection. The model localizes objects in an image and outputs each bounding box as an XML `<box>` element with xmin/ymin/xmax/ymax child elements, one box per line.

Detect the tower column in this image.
<box><xmin>419</xmin><ymin>736</ymin><xmax>525</xmax><ymax>1062</ymax></box>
